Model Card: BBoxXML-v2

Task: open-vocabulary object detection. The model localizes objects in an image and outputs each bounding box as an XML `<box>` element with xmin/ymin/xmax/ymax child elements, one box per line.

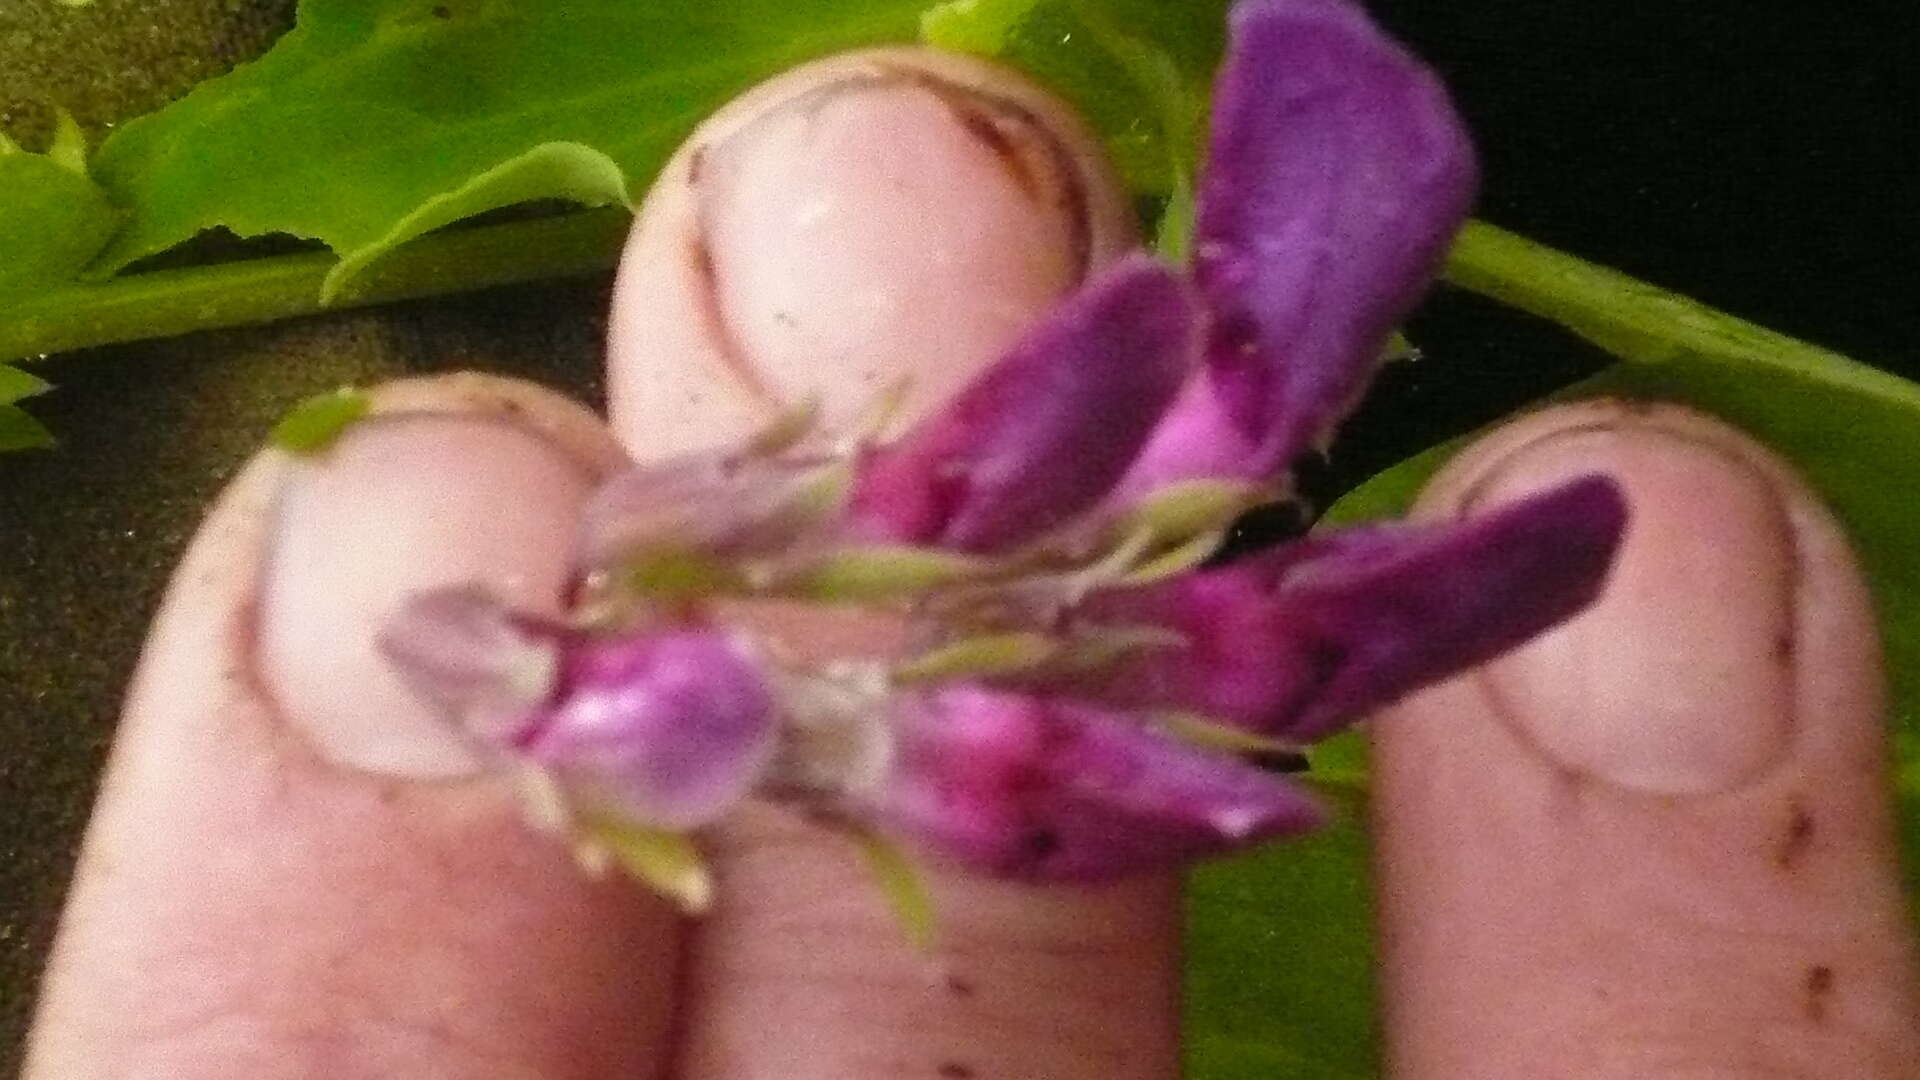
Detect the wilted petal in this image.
<box><xmin>1120</xmin><ymin>0</ymin><xmax>1478</xmax><ymax>493</ymax></box>
<box><xmin>870</xmin><ymin>685</ymin><xmax>1323</xmax><ymax>881</ymax></box>
<box><xmin>525</xmin><ymin>630</ymin><xmax>777</xmax><ymax>829</ymax></box>
<box><xmin>1082</xmin><ymin>475</ymin><xmax>1627</xmax><ymax>738</ymax></box>
<box><xmin>848</xmin><ymin>256</ymin><xmax>1196</xmax><ymax>553</ymax></box>
<box><xmin>578</xmin><ymin>449</ymin><xmax>840</xmax><ymax>573</ymax></box>
<box><xmin>378</xmin><ymin>584</ymin><xmax>563</xmax><ymax>746</ymax></box>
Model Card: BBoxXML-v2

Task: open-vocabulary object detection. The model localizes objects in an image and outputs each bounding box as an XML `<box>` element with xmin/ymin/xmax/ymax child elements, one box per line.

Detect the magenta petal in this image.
<box><xmin>1085</xmin><ymin>475</ymin><xmax>1627</xmax><ymax>738</ymax></box>
<box><xmin>872</xmin><ymin>686</ymin><xmax>1324</xmax><ymax>881</ymax></box>
<box><xmin>526</xmin><ymin>630</ymin><xmax>777</xmax><ymax>829</ymax></box>
<box><xmin>1121</xmin><ymin>0</ymin><xmax>1478</xmax><ymax>492</ymax></box>
<box><xmin>847</xmin><ymin>256</ymin><xmax>1197</xmax><ymax>552</ymax></box>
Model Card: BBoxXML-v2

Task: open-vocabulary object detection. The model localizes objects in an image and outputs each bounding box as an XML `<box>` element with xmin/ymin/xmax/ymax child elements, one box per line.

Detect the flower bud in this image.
<box><xmin>868</xmin><ymin>685</ymin><xmax>1323</xmax><ymax>880</ymax></box>
<box><xmin>576</xmin><ymin>446</ymin><xmax>842</xmax><ymax>575</ymax></box>
<box><xmin>847</xmin><ymin>257</ymin><xmax>1195</xmax><ymax>552</ymax></box>
<box><xmin>1080</xmin><ymin>475</ymin><xmax>1628</xmax><ymax>738</ymax></box>
<box><xmin>522</xmin><ymin>631</ymin><xmax>778</xmax><ymax>830</ymax></box>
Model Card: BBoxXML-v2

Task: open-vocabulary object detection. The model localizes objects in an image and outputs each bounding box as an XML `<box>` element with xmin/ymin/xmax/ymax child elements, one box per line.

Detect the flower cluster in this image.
<box><xmin>381</xmin><ymin>0</ymin><xmax>1627</xmax><ymax>909</ymax></box>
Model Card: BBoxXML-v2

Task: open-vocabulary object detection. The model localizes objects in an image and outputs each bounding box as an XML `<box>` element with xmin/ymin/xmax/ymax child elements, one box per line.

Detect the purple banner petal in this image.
<box><xmin>1122</xmin><ymin>0</ymin><xmax>1478</xmax><ymax>492</ymax></box>
<box><xmin>1084</xmin><ymin>475</ymin><xmax>1627</xmax><ymax>737</ymax></box>
<box><xmin>847</xmin><ymin>256</ymin><xmax>1196</xmax><ymax>552</ymax></box>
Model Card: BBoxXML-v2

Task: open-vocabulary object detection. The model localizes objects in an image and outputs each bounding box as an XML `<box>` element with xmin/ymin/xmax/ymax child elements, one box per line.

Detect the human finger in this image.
<box><xmin>607</xmin><ymin>49</ymin><xmax>1180</xmax><ymax>1080</ymax></box>
<box><xmin>1373</xmin><ymin>401</ymin><xmax>1920</xmax><ymax>1079</ymax></box>
<box><xmin>26</xmin><ymin>376</ymin><xmax>685</xmax><ymax>1079</ymax></box>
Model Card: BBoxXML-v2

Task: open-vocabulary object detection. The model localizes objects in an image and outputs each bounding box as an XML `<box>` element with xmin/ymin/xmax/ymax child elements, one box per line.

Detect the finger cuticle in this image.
<box><xmin>1460</xmin><ymin>419</ymin><xmax>1801</xmax><ymax>796</ymax></box>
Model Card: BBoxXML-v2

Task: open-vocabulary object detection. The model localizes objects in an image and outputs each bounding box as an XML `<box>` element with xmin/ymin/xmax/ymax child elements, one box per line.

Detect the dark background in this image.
<box><xmin>2</xmin><ymin>0</ymin><xmax>1916</xmax><ymax>1066</ymax></box>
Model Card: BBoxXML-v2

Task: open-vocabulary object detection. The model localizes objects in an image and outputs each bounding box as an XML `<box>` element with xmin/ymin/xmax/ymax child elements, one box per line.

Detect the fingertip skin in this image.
<box><xmin>606</xmin><ymin>46</ymin><xmax>1137</xmax><ymax>461</ymax></box>
<box><xmin>27</xmin><ymin>375</ymin><xmax>682</xmax><ymax>1080</ymax></box>
<box><xmin>602</xmin><ymin>48</ymin><xmax>1182</xmax><ymax>1080</ymax></box>
<box><xmin>1373</xmin><ymin>400</ymin><xmax>1920</xmax><ymax>1080</ymax></box>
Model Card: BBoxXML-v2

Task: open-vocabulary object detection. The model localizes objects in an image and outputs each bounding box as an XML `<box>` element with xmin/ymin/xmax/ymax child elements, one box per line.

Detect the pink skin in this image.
<box><xmin>607</xmin><ymin>46</ymin><xmax>1137</xmax><ymax>455</ymax></box>
<box><xmin>26</xmin><ymin>379</ymin><xmax>680</xmax><ymax>1078</ymax></box>
<box><xmin>1376</xmin><ymin>401</ymin><xmax>1920</xmax><ymax>1078</ymax></box>
<box><xmin>26</xmin><ymin>46</ymin><xmax>1919</xmax><ymax>1080</ymax></box>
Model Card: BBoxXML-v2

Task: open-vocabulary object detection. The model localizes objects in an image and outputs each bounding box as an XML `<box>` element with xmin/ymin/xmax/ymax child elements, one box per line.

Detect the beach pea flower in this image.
<box><xmin>379</xmin><ymin>0</ymin><xmax>1627</xmax><ymax>906</ymax></box>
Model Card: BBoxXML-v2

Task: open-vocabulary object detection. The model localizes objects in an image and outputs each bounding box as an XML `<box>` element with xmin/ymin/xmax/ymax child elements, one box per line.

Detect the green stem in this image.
<box><xmin>1441</xmin><ymin>219</ymin><xmax>1920</xmax><ymax>408</ymax></box>
<box><xmin>0</xmin><ymin>208</ymin><xmax>631</xmax><ymax>363</ymax></box>
<box><xmin>16</xmin><ymin>211</ymin><xmax>1913</xmax><ymax>422</ymax></box>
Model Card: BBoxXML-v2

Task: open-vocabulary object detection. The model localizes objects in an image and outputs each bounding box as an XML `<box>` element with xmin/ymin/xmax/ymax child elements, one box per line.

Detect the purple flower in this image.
<box><xmin>380</xmin><ymin>584</ymin><xmax>564</xmax><ymax>747</ymax></box>
<box><xmin>380</xmin><ymin>0</ymin><xmax>1628</xmax><ymax>901</ymax></box>
<box><xmin>383</xmin><ymin>595</ymin><xmax>777</xmax><ymax>830</ymax></box>
<box><xmin>524</xmin><ymin>629</ymin><xmax>778</xmax><ymax>829</ymax></box>
<box><xmin>846</xmin><ymin>258</ymin><xmax>1197</xmax><ymax>553</ymax></box>
<box><xmin>1118</xmin><ymin>0</ymin><xmax>1479</xmax><ymax>495</ymax></box>
<box><xmin>1070</xmin><ymin>476</ymin><xmax>1627</xmax><ymax>739</ymax></box>
<box><xmin>875</xmin><ymin>686</ymin><xmax>1325</xmax><ymax>881</ymax></box>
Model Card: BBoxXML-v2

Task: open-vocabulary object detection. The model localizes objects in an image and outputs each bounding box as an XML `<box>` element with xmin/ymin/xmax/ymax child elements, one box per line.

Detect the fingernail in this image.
<box><xmin>1465</xmin><ymin>422</ymin><xmax>1797</xmax><ymax>794</ymax></box>
<box><xmin>260</xmin><ymin>411</ymin><xmax>603</xmax><ymax>778</ymax></box>
<box><xmin>608</xmin><ymin>48</ymin><xmax>1134</xmax><ymax>455</ymax></box>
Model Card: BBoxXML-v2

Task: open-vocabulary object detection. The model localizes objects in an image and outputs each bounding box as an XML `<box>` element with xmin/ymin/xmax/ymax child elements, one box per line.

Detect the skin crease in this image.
<box><xmin>25</xmin><ymin>47</ymin><xmax>1920</xmax><ymax>1080</ymax></box>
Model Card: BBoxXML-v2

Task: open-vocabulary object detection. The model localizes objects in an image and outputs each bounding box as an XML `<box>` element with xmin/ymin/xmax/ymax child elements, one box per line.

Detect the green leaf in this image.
<box><xmin>0</xmin><ymin>365</ymin><xmax>55</xmax><ymax>451</ymax></box>
<box><xmin>89</xmin><ymin>0</ymin><xmax>930</xmax><ymax>286</ymax></box>
<box><xmin>0</xmin><ymin>146</ymin><xmax>122</xmax><ymax>301</ymax></box>
<box><xmin>1334</xmin><ymin>219</ymin><xmax>1920</xmax><ymax>907</ymax></box>
<box><xmin>0</xmin><ymin>365</ymin><xmax>52</xmax><ymax>406</ymax></box>
<box><xmin>0</xmin><ymin>207</ymin><xmax>634</xmax><ymax>364</ymax></box>
<box><xmin>1058</xmin><ymin>0</ymin><xmax>1205</xmax><ymax>257</ymax></box>
<box><xmin>323</xmin><ymin>140</ymin><xmax>628</xmax><ymax>300</ymax></box>
<box><xmin>0</xmin><ymin>119</ymin><xmax>114</xmax><ymax>452</ymax></box>
<box><xmin>1186</xmin><ymin>813</ymin><xmax>1379</xmax><ymax>1080</ymax></box>
<box><xmin>44</xmin><ymin>107</ymin><xmax>92</xmax><ymax>176</ymax></box>
<box><xmin>0</xmin><ymin>0</ymin><xmax>1234</xmax><ymax>361</ymax></box>
<box><xmin>269</xmin><ymin>385</ymin><xmax>371</xmax><ymax>453</ymax></box>
<box><xmin>922</xmin><ymin>0</ymin><xmax>1225</xmax><ymax>242</ymax></box>
<box><xmin>921</xmin><ymin>0</ymin><xmax>1039</xmax><ymax>53</ymax></box>
<box><xmin>0</xmin><ymin>405</ymin><xmax>57</xmax><ymax>452</ymax></box>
